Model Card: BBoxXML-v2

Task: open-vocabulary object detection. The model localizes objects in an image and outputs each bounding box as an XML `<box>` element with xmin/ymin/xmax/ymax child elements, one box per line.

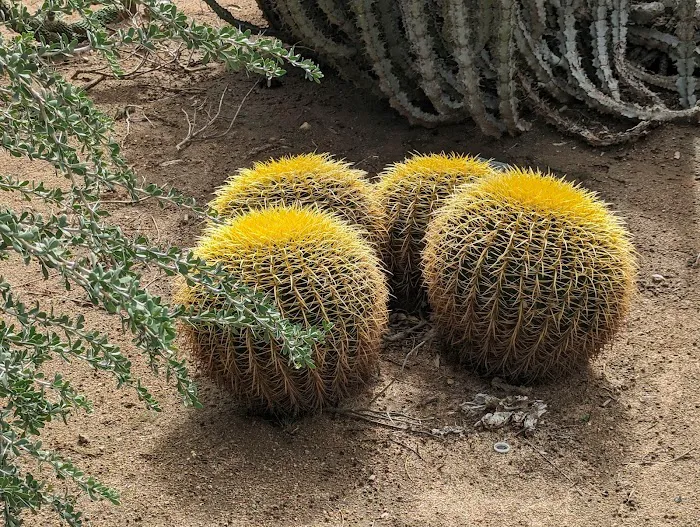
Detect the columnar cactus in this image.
<box><xmin>245</xmin><ymin>0</ymin><xmax>700</xmax><ymax>145</ymax></box>
<box><xmin>423</xmin><ymin>167</ymin><xmax>636</xmax><ymax>382</ymax></box>
<box><xmin>376</xmin><ymin>153</ymin><xmax>496</xmax><ymax>310</ymax></box>
<box><xmin>178</xmin><ymin>206</ymin><xmax>389</xmax><ymax>415</ymax></box>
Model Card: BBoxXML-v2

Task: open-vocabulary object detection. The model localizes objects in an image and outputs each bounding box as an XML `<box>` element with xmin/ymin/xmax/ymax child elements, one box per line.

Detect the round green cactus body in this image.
<box><xmin>376</xmin><ymin>153</ymin><xmax>496</xmax><ymax>311</ymax></box>
<box><xmin>423</xmin><ymin>167</ymin><xmax>636</xmax><ymax>382</ymax></box>
<box><xmin>210</xmin><ymin>152</ymin><xmax>387</xmax><ymax>250</ymax></box>
<box><xmin>179</xmin><ymin>206</ymin><xmax>389</xmax><ymax>415</ymax></box>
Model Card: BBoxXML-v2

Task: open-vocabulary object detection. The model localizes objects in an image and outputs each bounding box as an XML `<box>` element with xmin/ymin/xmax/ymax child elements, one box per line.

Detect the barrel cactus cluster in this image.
<box><xmin>178</xmin><ymin>151</ymin><xmax>636</xmax><ymax>416</ymax></box>
<box><xmin>250</xmin><ymin>0</ymin><xmax>700</xmax><ymax>145</ymax></box>
<box><xmin>178</xmin><ymin>154</ymin><xmax>389</xmax><ymax>415</ymax></box>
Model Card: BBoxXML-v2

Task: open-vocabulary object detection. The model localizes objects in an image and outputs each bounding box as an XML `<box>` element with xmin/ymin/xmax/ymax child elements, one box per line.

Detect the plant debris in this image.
<box><xmin>460</xmin><ymin>394</ymin><xmax>548</xmax><ymax>434</ymax></box>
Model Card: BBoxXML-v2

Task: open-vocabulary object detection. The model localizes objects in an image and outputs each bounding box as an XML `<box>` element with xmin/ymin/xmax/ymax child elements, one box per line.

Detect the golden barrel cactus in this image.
<box><xmin>209</xmin><ymin>153</ymin><xmax>387</xmax><ymax>249</ymax></box>
<box><xmin>179</xmin><ymin>206</ymin><xmax>389</xmax><ymax>415</ymax></box>
<box><xmin>375</xmin><ymin>153</ymin><xmax>496</xmax><ymax>311</ymax></box>
<box><xmin>423</xmin><ymin>167</ymin><xmax>636</xmax><ymax>382</ymax></box>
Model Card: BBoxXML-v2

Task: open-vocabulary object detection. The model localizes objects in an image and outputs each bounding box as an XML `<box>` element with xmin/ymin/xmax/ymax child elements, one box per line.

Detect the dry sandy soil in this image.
<box><xmin>2</xmin><ymin>1</ymin><xmax>700</xmax><ymax>526</ymax></box>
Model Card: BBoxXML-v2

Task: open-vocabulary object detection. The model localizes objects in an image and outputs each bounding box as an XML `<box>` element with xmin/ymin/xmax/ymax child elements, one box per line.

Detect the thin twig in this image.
<box><xmin>524</xmin><ymin>438</ymin><xmax>582</xmax><ymax>495</ymax></box>
<box><xmin>368</xmin><ymin>378</ymin><xmax>396</xmax><ymax>405</ymax></box>
<box><xmin>389</xmin><ymin>438</ymin><xmax>425</xmax><ymax>461</ymax></box>
<box><xmin>665</xmin><ymin>448</ymin><xmax>696</xmax><ymax>463</ymax></box>
<box><xmin>384</xmin><ymin>319</ymin><xmax>429</xmax><ymax>342</ymax></box>
<box><xmin>176</xmin><ymin>85</ymin><xmax>228</xmax><ymax>150</ymax></box>
<box><xmin>150</xmin><ymin>215</ymin><xmax>160</xmax><ymax>239</ymax></box>
<box><xmin>202</xmin><ymin>79</ymin><xmax>260</xmax><ymax>140</ymax></box>
<box><xmin>404</xmin><ymin>458</ymin><xmax>414</xmax><ymax>481</ymax></box>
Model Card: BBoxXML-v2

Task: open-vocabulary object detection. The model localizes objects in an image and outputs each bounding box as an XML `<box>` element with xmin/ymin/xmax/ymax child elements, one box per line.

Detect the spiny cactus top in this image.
<box><xmin>209</xmin><ymin>153</ymin><xmax>387</xmax><ymax>249</ymax></box>
<box><xmin>423</xmin><ymin>167</ymin><xmax>636</xmax><ymax>382</ymax></box>
<box><xmin>375</xmin><ymin>153</ymin><xmax>496</xmax><ymax>310</ymax></box>
<box><xmin>180</xmin><ymin>206</ymin><xmax>389</xmax><ymax>415</ymax></box>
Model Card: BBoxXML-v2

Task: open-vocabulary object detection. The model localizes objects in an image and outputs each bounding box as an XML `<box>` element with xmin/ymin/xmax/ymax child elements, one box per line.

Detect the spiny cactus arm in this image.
<box><xmin>316</xmin><ymin>0</ymin><xmax>360</xmax><ymax>40</ymax></box>
<box><xmin>561</xmin><ymin>0</ymin><xmax>699</xmax><ymax>121</ymax></box>
<box><xmin>627</xmin><ymin>25</ymin><xmax>679</xmax><ymax>54</ymax></box>
<box><xmin>622</xmin><ymin>58</ymin><xmax>677</xmax><ymax>90</ymax></box>
<box><xmin>255</xmin><ymin>0</ymin><xmax>290</xmax><ymax>37</ymax></box>
<box><xmin>613</xmin><ymin>49</ymin><xmax>665</xmax><ymax>105</ymax></box>
<box><xmin>282</xmin><ymin>0</ymin><xmax>380</xmax><ymax>91</ymax></box>
<box><xmin>282</xmin><ymin>0</ymin><xmax>356</xmax><ymax>59</ymax></box>
<box><xmin>350</xmin><ymin>0</ymin><xmax>450</xmax><ymax>126</ymax></box>
<box><xmin>524</xmin><ymin>0</ymin><xmax>547</xmax><ymax>39</ymax></box>
<box><xmin>442</xmin><ymin>0</ymin><xmax>502</xmax><ymax>136</ymax></box>
<box><xmin>629</xmin><ymin>1</ymin><xmax>666</xmax><ymax>25</ymax></box>
<box><xmin>520</xmin><ymin>74</ymin><xmax>654</xmax><ymax>146</ymax></box>
<box><xmin>474</xmin><ymin>0</ymin><xmax>497</xmax><ymax>56</ymax></box>
<box><xmin>399</xmin><ymin>0</ymin><xmax>464</xmax><ymax>115</ymax></box>
<box><xmin>591</xmin><ymin>0</ymin><xmax>621</xmax><ymax>99</ymax></box>
<box><xmin>608</xmin><ymin>0</ymin><xmax>661</xmax><ymax>103</ymax></box>
<box><xmin>513</xmin><ymin>5</ymin><xmax>572</xmax><ymax>103</ymax></box>
<box><xmin>610</xmin><ymin>0</ymin><xmax>629</xmax><ymax>49</ymax></box>
<box><xmin>495</xmin><ymin>0</ymin><xmax>524</xmax><ymax>134</ymax></box>
<box><xmin>674</xmin><ymin>0</ymin><xmax>697</xmax><ymax>107</ymax></box>
<box><xmin>375</xmin><ymin>0</ymin><xmax>428</xmax><ymax>101</ymax></box>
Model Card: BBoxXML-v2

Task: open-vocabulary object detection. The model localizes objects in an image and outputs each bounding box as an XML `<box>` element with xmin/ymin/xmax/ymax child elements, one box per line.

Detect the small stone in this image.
<box><xmin>674</xmin><ymin>496</ymin><xmax>682</xmax><ymax>503</ymax></box>
<box><xmin>380</xmin><ymin>512</ymin><xmax>389</xmax><ymax>519</ymax></box>
<box><xmin>299</xmin><ymin>122</ymin><xmax>312</xmax><ymax>131</ymax></box>
<box><xmin>651</xmin><ymin>274</ymin><xmax>666</xmax><ymax>283</ymax></box>
<box><xmin>446</xmin><ymin>378</ymin><xmax>455</xmax><ymax>385</ymax></box>
<box><xmin>78</xmin><ymin>434</ymin><xmax>90</xmax><ymax>446</ymax></box>
<box><xmin>673</xmin><ymin>151</ymin><xmax>681</xmax><ymax>160</ymax></box>
<box><xmin>368</xmin><ymin>474</ymin><xmax>376</xmax><ymax>482</ymax></box>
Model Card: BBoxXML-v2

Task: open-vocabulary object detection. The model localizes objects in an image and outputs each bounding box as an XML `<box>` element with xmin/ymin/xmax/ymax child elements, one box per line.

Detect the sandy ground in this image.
<box><xmin>1</xmin><ymin>1</ymin><xmax>700</xmax><ymax>526</ymax></box>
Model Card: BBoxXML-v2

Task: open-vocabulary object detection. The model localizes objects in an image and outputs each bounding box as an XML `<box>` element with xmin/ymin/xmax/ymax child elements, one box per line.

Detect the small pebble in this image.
<box><xmin>673</xmin><ymin>151</ymin><xmax>681</xmax><ymax>160</ymax></box>
<box><xmin>651</xmin><ymin>274</ymin><xmax>666</xmax><ymax>283</ymax></box>
<box><xmin>78</xmin><ymin>434</ymin><xmax>90</xmax><ymax>446</ymax></box>
<box><xmin>368</xmin><ymin>474</ymin><xmax>376</xmax><ymax>482</ymax></box>
<box><xmin>299</xmin><ymin>122</ymin><xmax>312</xmax><ymax>131</ymax></box>
<box><xmin>446</xmin><ymin>378</ymin><xmax>455</xmax><ymax>385</ymax></box>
